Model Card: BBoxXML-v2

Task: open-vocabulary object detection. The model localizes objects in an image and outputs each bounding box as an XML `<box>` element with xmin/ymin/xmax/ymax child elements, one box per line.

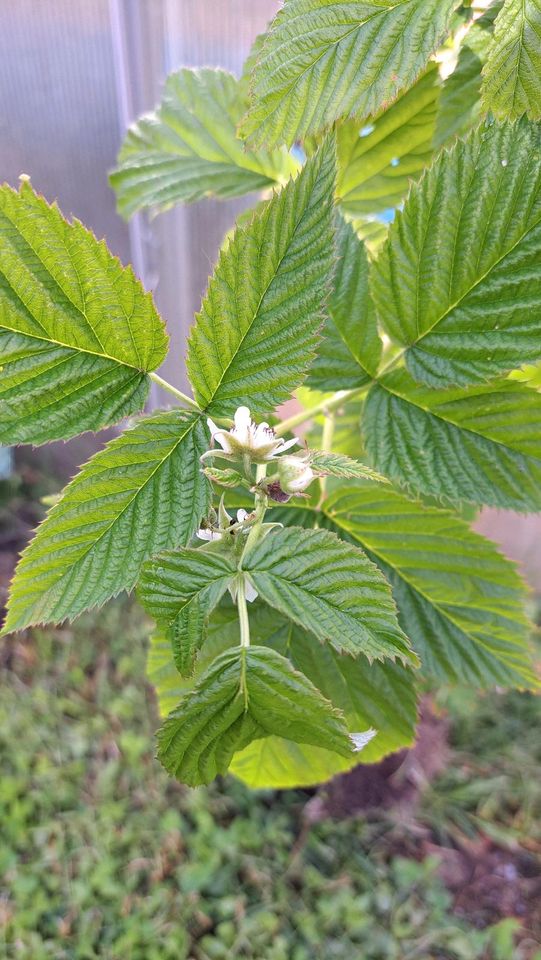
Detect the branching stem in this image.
<box><xmin>275</xmin><ymin>386</ymin><xmax>366</xmax><ymax>436</ymax></box>
<box><xmin>149</xmin><ymin>372</ymin><xmax>201</xmax><ymax>412</ymax></box>
<box><xmin>275</xmin><ymin>348</ymin><xmax>408</xmax><ymax>439</ymax></box>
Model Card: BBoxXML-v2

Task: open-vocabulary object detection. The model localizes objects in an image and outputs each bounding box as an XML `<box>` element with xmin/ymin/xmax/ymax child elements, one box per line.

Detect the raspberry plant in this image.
<box><xmin>2</xmin><ymin>1</ymin><xmax>541</xmax><ymax>788</ymax></box>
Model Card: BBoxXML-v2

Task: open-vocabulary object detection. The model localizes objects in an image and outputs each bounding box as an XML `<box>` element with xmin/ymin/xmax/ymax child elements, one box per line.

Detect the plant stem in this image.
<box><xmin>375</xmin><ymin>346</ymin><xmax>407</xmax><ymax>380</ymax></box>
<box><xmin>321</xmin><ymin>412</ymin><xmax>335</xmax><ymax>453</ymax></box>
<box><xmin>149</xmin><ymin>372</ymin><xmax>201</xmax><ymax>412</ymax></box>
<box><xmin>237</xmin><ymin>578</ymin><xmax>251</xmax><ymax>649</ymax></box>
<box><xmin>275</xmin><ymin>387</ymin><xmax>366</xmax><ymax>436</ymax></box>
<box><xmin>319</xmin><ymin>412</ymin><xmax>335</xmax><ymax>499</ymax></box>
<box><xmin>275</xmin><ymin>346</ymin><xmax>410</xmax><ymax>439</ymax></box>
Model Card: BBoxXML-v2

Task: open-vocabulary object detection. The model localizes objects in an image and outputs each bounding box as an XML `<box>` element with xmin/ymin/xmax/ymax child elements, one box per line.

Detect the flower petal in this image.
<box><xmin>206</xmin><ymin>417</ymin><xmax>220</xmax><ymax>438</ymax></box>
<box><xmin>196</xmin><ymin>528</ymin><xmax>220</xmax><ymax>542</ymax></box>
<box><xmin>233</xmin><ymin>406</ymin><xmax>252</xmax><ymax>446</ymax></box>
<box><xmin>245</xmin><ymin>579</ymin><xmax>259</xmax><ymax>603</ymax></box>
<box><xmin>279</xmin><ymin>436</ymin><xmax>300</xmax><ymax>453</ymax></box>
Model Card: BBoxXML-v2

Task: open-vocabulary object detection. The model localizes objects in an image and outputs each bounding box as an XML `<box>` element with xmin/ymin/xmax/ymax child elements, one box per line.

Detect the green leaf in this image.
<box><xmin>148</xmin><ymin>599</ymin><xmax>418</xmax><ymax>788</ymax></box>
<box><xmin>147</xmin><ymin>599</ymin><xmax>279</xmax><ymax>709</ymax></box>
<box><xmin>231</xmin><ymin>619</ymin><xmax>418</xmax><ymax>788</ymax></box>
<box><xmin>349</xmin><ymin>216</ymin><xmax>389</xmax><ymax>254</ymax></box>
<box><xmin>2</xmin><ymin>411</ymin><xmax>210</xmax><ymax>633</ymax></box>
<box><xmin>364</xmin><ymin>368</ymin><xmax>541</xmax><ymax>511</ymax></box>
<box><xmin>138</xmin><ymin>545</ymin><xmax>237</xmax><ymax>676</ymax></box>
<box><xmin>310</xmin><ymin>449</ymin><xmax>387</xmax><ymax>482</ymax></box>
<box><xmin>242</xmin><ymin>525</ymin><xmax>416</xmax><ymax>664</ymax></box>
<box><xmin>336</xmin><ymin>64</ymin><xmax>439</xmax><ymax>216</ymax></box>
<box><xmin>240</xmin><ymin>0</ymin><xmax>456</xmax><ymax>148</ymax></box>
<box><xmin>110</xmin><ymin>68</ymin><xmax>298</xmax><ymax>218</ymax></box>
<box><xmin>372</xmin><ymin>119</ymin><xmax>541</xmax><ymax>387</ymax></box>
<box><xmin>435</xmin><ymin>3</ymin><xmax>503</xmax><ymax>148</ymax></box>
<box><xmin>324</xmin><ymin>483</ymin><xmax>537</xmax><ymax>688</ymax></box>
<box><xmin>202</xmin><ymin>466</ymin><xmax>251</xmax><ymax>489</ymax></box>
<box><xmin>187</xmin><ymin>138</ymin><xmax>336</xmax><ymax>417</ymax></box>
<box><xmin>0</xmin><ymin>182</ymin><xmax>168</xmax><ymax>446</ymax></box>
<box><xmin>157</xmin><ymin>645</ymin><xmax>358</xmax><ymax>786</ymax></box>
<box><xmin>306</xmin><ymin>215</ymin><xmax>381</xmax><ymax>390</ymax></box>
<box><xmin>482</xmin><ymin>0</ymin><xmax>541</xmax><ymax>122</ymax></box>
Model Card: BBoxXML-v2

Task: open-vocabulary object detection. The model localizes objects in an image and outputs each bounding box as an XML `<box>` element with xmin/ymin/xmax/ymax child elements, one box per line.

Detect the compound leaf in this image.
<box><xmin>187</xmin><ymin>138</ymin><xmax>335</xmax><ymax>417</ymax></box>
<box><xmin>324</xmin><ymin>483</ymin><xmax>537</xmax><ymax>688</ymax></box>
<box><xmin>110</xmin><ymin>68</ymin><xmax>298</xmax><ymax>218</ymax></box>
<box><xmin>372</xmin><ymin>119</ymin><xmax>541</xmax><ymax>387</ymax></box>
<box><xmin>157</xmin><ymin>645</ymin><xmax>358</xmax><ymax>786</ymax></box>
<box><xmin>3</xmin><ymin>411</ymin><xmax>209</xmax><ymax>632</ymax></box>
<box><xmin>0</xmin><ymin>182</ymin><xmax>168</xmax><ymax>446</ymax></box>
<box><xmin>242</xmin><ymin>525</ymin><xmax>416</xmax><ymax>664</ymax></box>
<box><xmin>310</xmin><ymin>449</ymin><xmax>387</xmax><ymax>482</ymax></box>
<box><xmin>148</xmin><ymin>599</ymin><xmax>417</xmax><ymax>788</ymax></box>
<box><xmin>240</xmin><ymin>0</ymin><xmax>456</xmax><ymax>148</ymax></box>
<box><xmin>364</xmin><ymin>369</ymin><xmax>541</xmax><ymax>511</ymax></box>
<box><xmin>231</xmin><ymin>618</ymin><xmax>418</xmax><ymax>788</ymax></box>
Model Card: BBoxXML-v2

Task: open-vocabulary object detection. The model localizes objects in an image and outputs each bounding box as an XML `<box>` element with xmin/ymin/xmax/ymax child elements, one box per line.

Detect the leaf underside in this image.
<box><xmin>337</xmin><ymin>64</ymin><xmax>439</xmax><ymax>216</ymax></box>
<box><xmin>110</xmin><ymin>68</ymin><xmax>297</xmax><ymax>218</ymax></box>
<box><xmin>310</xmin><ymin>449</ymin><xmax>387</xmax><ymax>483</ymax></box>
<box><xmin>435</xmin><ymin>3</ymin><xmax>502</xmax><ymax>148</ymax></box>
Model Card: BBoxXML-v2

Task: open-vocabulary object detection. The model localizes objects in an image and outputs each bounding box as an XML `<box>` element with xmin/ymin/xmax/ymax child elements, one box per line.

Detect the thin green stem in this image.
<box><xmin>376</xmin><ymin>345</ymin><xmax>407</xmax><ymax>380</ymax></box>
<box><xmin>242</xmin><ymin>453</ymin><xmax>253</xmax><ymax>482</ymax></box>
<box><xmin>321</xmin><ymin>412</ymin><xmax>335</xmax><ymax>453</ymax></box>
<box><xmin>237</xmin><ymin>578</ymin><xmax>251</xmax><ymax>649</ymax></box>
<box><xmin>149</xmin><ymin>372</ymin><xmax>201</xmax><ymax>412</ymax></box>
<box><xmin>275</xmin><ymin>386</ymin><xmax>367</xmax><ymax>437</ymax></box>
<box><xmin>319</xmin><ymin>412</ymin><xmax>335</xmax><ymax>500</ymax></box>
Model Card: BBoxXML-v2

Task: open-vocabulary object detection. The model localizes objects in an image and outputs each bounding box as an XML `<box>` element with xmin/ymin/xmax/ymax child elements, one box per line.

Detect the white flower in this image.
<box><xmin>202</xmin><ymin>406</ymin><xmax>298</xmax><ymax>464</ymax></box>
<box><xmin>196</xmin><ymin>526</ymin><xmax>221</xmax><ymax>542</ymax></box>
<box><xmin>196</xmin><ymin>508</ymin><xmax>249</xmax><ymax>542</ymax></box>
<box><xmin>277</xmin><ymin>454</ymin><xmax>315</xmax><ymax>494</ymax></box>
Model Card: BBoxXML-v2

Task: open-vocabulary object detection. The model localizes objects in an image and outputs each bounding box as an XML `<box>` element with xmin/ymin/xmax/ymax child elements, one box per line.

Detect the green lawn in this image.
<box><xmin>1</xmin><ymin>599</ymin><xmax>539</xmax><ymax>959</ymax></box>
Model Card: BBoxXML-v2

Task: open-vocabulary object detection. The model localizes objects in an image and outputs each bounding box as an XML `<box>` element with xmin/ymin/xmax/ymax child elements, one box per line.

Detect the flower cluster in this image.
<box><xmin>201</xmin><ymin>406</ymin><xmax>315</xmax><ymax>498</ymax></box>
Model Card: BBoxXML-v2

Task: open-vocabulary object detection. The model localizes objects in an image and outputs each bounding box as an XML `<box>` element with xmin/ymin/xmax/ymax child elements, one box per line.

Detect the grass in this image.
<box><xmin>0</xmin><ymin>598</ymin><xmax>540</xmax><ymax>959</ymax></box>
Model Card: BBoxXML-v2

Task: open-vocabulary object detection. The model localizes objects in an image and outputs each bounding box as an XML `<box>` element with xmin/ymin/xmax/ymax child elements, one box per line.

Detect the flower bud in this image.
<box><xmin>277</xmin><ymin>455</ymin><xmax>315</xmax><ymax>494</ymax></box>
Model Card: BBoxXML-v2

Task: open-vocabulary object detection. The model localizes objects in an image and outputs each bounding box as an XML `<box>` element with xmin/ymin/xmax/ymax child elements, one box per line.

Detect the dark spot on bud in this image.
<box><xmin>266</xmin><ymin>482</ymin><xmax>291</xmax><ymax>503</ymax></box>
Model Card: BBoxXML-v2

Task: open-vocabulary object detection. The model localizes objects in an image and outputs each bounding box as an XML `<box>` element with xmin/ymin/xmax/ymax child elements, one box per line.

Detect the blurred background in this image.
<box><xmin>0</xmin><ymin>2</ymin><xmax>540</xmax><ymax>957</ymax></box>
